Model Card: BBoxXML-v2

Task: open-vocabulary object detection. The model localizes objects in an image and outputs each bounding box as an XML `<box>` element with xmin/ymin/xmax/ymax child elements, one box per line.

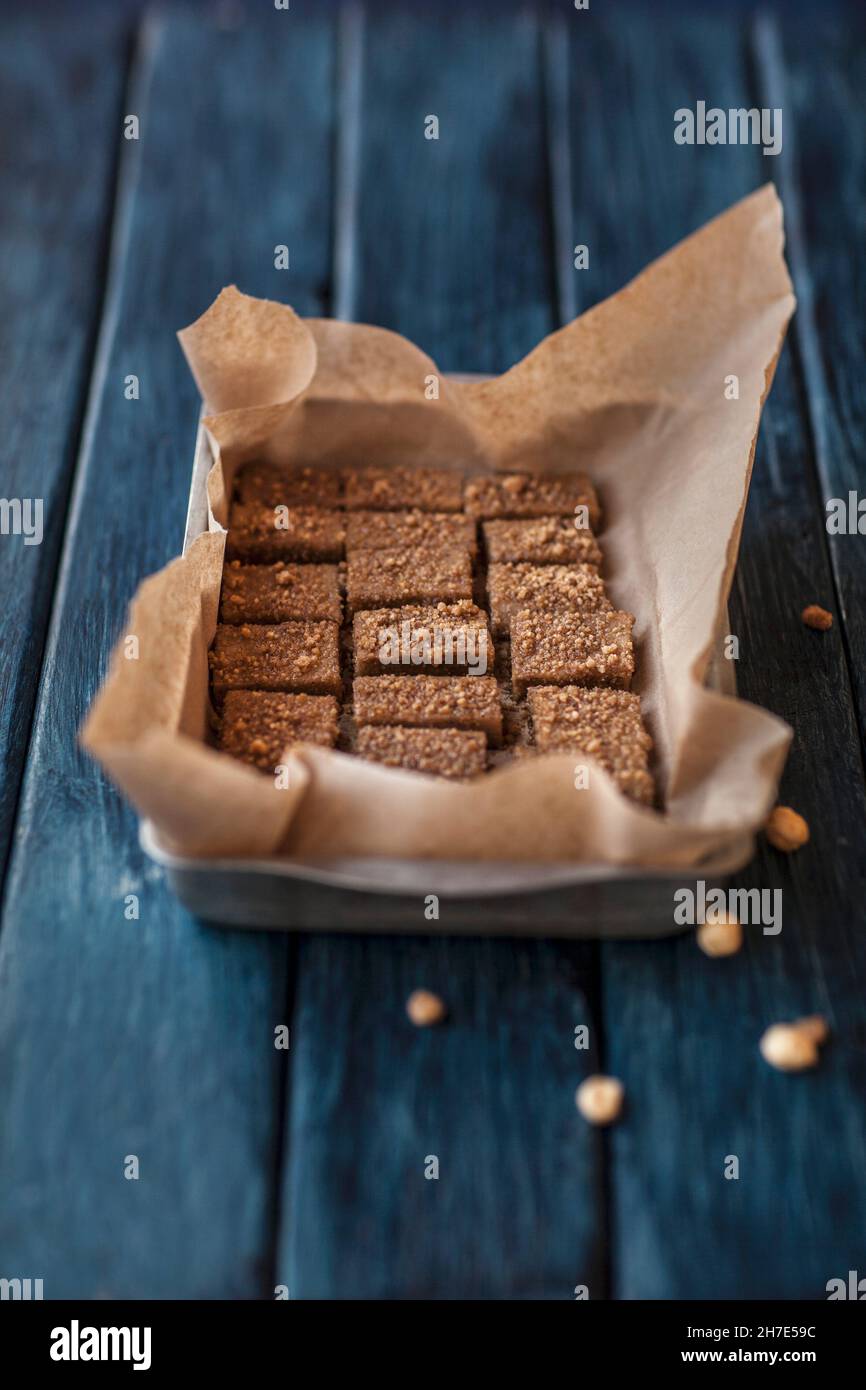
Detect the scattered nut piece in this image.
<box><xmin>760</xmin><ymin>1023</ymin><xmax>819</xmax><ymax>1072</ymax></box>
<box><xmin>801</xmin><ymin>604</ymin><xmax>833</xmax><ymax>631</ymax></box>
<box><xmin>796</xmin><ymin>1014</ymin><xmax>829</xmax><ymax>1045</ymax></box>
<box><xmin>575</xmin><ymin>1075</ymin><xmax>624</xmax><ymax>1126</ymax></box>
<box><xmin>406</xmin><ymin>989</ymin><xmax>447</xmax><ymax>1027</ymax></box>
<box><xmin>765</xmin><ymin>805</ymin><xmax>810</xmax><ymax>852</ymax></box>
<box><xmin>696</xmin><ymin>915</ymin><xmax>743</xmax><ymax>957</ymax></box>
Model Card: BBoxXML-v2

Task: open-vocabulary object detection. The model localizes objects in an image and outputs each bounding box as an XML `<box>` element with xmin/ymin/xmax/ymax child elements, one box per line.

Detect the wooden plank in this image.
<box><xmin>0</xmin><ymin>7</ymin><xmax>336</xmax><ymax>1297</ymax></box>
<box><xmin>0</xmin><ymin>10</ymin><xmax>128</xmax><ymax>885</ymax></box>
<box><xmin>760</xmin><ymin>7</ymin><xmax>866</xmax><ymax>751</ymax></box>
<box><xmin>278</xmin><ymin>4</ymin><xmax>608</xmax><ymax>1300</ymax></box>
<box><xmin>564</xmin><ymin>9</ymin><xmax>866</xmax><ymax>1297</ymax></box>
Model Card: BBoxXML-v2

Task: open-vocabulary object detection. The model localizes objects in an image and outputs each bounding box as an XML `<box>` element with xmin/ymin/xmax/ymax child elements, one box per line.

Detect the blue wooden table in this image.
<box><xmin>1</xmin><ymin>0</ymin><xmax>865</xmax><ymax>1300</ymax></box>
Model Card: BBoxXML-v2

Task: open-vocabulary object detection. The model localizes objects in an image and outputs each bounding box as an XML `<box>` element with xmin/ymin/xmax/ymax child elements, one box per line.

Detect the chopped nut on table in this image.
<box><xmin>801</xmin><ymin>603</ymin><xmax>833</xmax><ymax>631</ymax></box>
<box><xmin>696</xmin><ymin>915</ymin><xmax>743</xmax><ymax>957</ymax></box>
<box><xmin>764</xmin><ymin>805</ymin><xmax>810</xmax><ymax>852</ymax></box>
<box><xmin>576</xmin><ymin>1075</ymin><xmax>624</xmax><ymax>1126</ymax></box>
<box><xmin>406</xmin><ymin>989</ymin><xmax>448</xmax><ymax>1026</ymax></box>
<box><xmin>759</xmin><ymin>1019</ymin><xmax>827</xmax><ymax>1072</ymax></box>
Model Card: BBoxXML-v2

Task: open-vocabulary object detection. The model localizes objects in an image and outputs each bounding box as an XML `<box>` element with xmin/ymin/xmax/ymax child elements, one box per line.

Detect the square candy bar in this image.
<box><xmin>486</xmin><ymin>562</ymin><xmax>610</xmax><ymax>635</ymax></box>
<box><xmin>528</xmin><ymin>685</ymin><xmax>654</xmax><ymax>804</ymax></box>
<box><xmin>346</xmin><ymin>545</ymin><xmax>473</xmax><ymax>614</ymax></box>
<box><xmin>233</xmin><ymin>461</ymin><xmax>342</xmax><ymax>508</ymax></box>
<box><xmin>354</xmin><ymin>674</ymin><xmax>502</xmax><ymax>744</ymax></box>
<box><xmin>219</xmin><ymin>691</ymin><xmax>339</xmax><ymax>772</ymax></box>
<box><xmin>355</xmin><ymin>725</ymin><xmax>487</xmax><ymax>780</ymax></box>
<box><xmin>226</xmin><ymin>501</ymin><xmax>345</xmax><ymax>563</ymax></box>
<box><xmin>344</xmin><ymin>467</ymin><xmax>463</xmax><ymax>512</ymax></box>
<box><xmin>209</xmin><ymin>622</ymin><xmax>342</xmax><ymax>700</ymax></box>
<box><xmin>219</xmin><ymin>561</ymin><xmax>341</xmax><ymax>625</ymax></box>
<box><xmin>511</xmin><ymin>608</ymin><xmax>634</xmax><ymax>696</ymax></box>
<box><xmin>464</xmin><ymin>472</ymin><xmax>601</xmax><ymax>528</ymax></box>
<box><xmin>483</xmin><ymin>517</ymin><xmax>602</xmax><ymax>568</ymax></box>
<box><xmin>353</xmin><ymin>601</ymin><xmax>491</xmax><ymax>676</ymax></box>
<box><xmin>345</xmin><ymin>509</ymin><xmax>477</xmax><ymax>558</ymax></box>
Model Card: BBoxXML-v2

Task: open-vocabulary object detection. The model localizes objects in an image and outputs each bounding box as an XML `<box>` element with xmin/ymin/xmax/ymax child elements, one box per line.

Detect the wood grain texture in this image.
<box><xmin>278</xmin><ymin>3</ymin><xmax>608</xmax><ymax>1300</ymax></box>
<box><xmin>0</xmin><ymin>6</ymin><xmax>336</xmax><ymax>1297</ymax></box>
<box><xmin>562</xmin><ymin>6</ymin><xmax>866</xmax><ymax>1298</ymax></box>
<box><xmin>765</xmin><ymin>8</ymin><xmax>866</xmax><ymax>753</ymax></box>
<box><xmin>0</xmin><ymin>10</ymin><xmax>127</xmax><ymax>886</ymax></box>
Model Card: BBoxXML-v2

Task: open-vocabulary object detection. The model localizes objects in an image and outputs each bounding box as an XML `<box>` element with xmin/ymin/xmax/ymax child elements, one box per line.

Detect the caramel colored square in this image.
<box><xmin>483</xmin><ymin>517</ymin><xmax>602</xmax><ymax>568</ymax></box>
<box><xmin>233</xmin><ymin>461</ymin><xmax>342</xmax><ymax>508</ymax></box>
<box><xmin>464</xmin><ymin>472</ymin><xmax>601</xmax><ymax>528</ymax></box>
<box><xmin>353</xmin><ymin>602</ymin><xmax>491</xmax><ymax>676</ymax></box>
<box><xmin>209</xmin><ymin>622</ymin><xmax>342</xmax><ymax>699</ymax></box>
<box><xmin>219</xmin><ymin>691</ymin><xmax>339</xmax><ymax>772</ymax></box>
<box><xmin>346</xmin><ymin>546</ymin><xmax>472</xmax><ymax>614</ymax></box>
<box><xmin>354</xmin><ymin>674</ymin><xmax>502</xmax><ymax>744</ymax></box>
<box><xmin>487</xmin><ymin>562</ymin><xmax>610</xmax><ymax>635</ymax></box>
<box><xmin>528</xmin><ymin>685</ymin><xmax>653</xmax><ymax>803</ymax></box>
<box><xmin>355</xmin><ymin>725</ymin><xmax>487</xmax><ymax>780</ymax></box>
<box><xmin>345</xmin><ymin>509</ymin><xmax>477</xmax><ymax>557</ymax></box>
<box><xmin>219</xmin><ymin>562</ymin><xmax>341</xmax><ymax>625</ymax></box>
<box><xmin>511</xmin><ymin>608</ymin><xmax>634</xmax><ymax>696</ymax></box>
<box><xmin>226</xmin><ymin>502</ymin><xmax>345</xmax><ymax>563</ymax></box>
<box><xmin>344</xmin><ymin>467</ymin><xmax>463</xmax><ymax>512</ymax></box>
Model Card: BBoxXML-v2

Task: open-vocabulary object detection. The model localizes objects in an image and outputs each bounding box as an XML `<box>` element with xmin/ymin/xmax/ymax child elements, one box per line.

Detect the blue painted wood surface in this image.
<box><xmin>0</xmin><ymin>5</ymin><xmax>335</xmax><ymax>1297</ymax></box>
<box><xmin>0</xmin><ymin>0</ymin><xmax>864</xmax><ymax>1300</ymax></box>
<box><xmin>0</xmin><ymin>11</ymin><xmax>127</xmax><ymax>882</ymax></box>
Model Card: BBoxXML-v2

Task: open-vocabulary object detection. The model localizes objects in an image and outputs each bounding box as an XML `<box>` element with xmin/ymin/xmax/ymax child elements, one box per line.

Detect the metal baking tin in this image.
<box><xmin>140</xmin><ymin>400</ymin><xmax>744</xmax><ymax>937</ymax></box>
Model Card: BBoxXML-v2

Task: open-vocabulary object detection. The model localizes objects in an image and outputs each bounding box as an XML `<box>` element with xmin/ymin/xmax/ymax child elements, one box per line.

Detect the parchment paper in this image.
<box><xmin>82</xmin><ymin>184</ymin><xmax>796</xmax><ymax>866</ymax></box>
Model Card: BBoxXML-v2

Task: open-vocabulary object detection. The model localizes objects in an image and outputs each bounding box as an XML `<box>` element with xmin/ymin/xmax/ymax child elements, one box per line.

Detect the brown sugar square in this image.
<box><xmin>483</xmin><ymin>517</ymin><xmax>602</xmax><ymax>568</ymax></box>
<box><xmin>354</xmin><ymin>674</ymin><xmax>502</xmax><ymax>744</ymax></box>
<box><xmin>345</xmin><ymin>509</ymin><xmax>477</xmax><ymax>558</ymax></box>
<box><xmin>344</xmin><ymin>467</ymin><xmax>463</xmax><ymax>512</ymax></box>
<box><xmin>353</xmin><ymin>602</ymin><xmax>491</xmax><ymax>676</ymax></box>
<box><xmin>528</xmin><ymin>685</ymin><xmax>654</xmax><ymax>804</ymax></box>
<box><xmin>233</xmin><ymin>461</ymin><xmax>342</xmax><ymax>508</ymax></box>
<box><xmin>511</xmin><ymin>608</ymin><xmax>634</xmax><ymax>696</ymax></box>
<box><xmin>209</xmin><ymin>622</ymin><xmax>342</xmax><ymax>700</ymax></box>
<box><xmin>226</xmin><ymin>501</ymin><xmax>345</xmax><ymax>563</ymax></box>
<box><xmin>219</xmin><ymin>691</ymin><xmax>339</xmax><ymax>772</ymax></box>
<box><xmin>219</xmin><ymin>561</ymin><xmax>341</xmax><ymax>625</ymax></box>
<box><xmin>464</xmin><ymin>472</ymin><xmax>601</xmax><ymax>528</ymax></box>
<box><xmin>486</xmin><ymin>562</ymin><xmax>611</xmax><ymax>635</ymax></box>
<box><xmin>346</xmin><ymin>546</ymin><xmax>473</xmax><ymax>614</ymax></box>
<box><xmin>355</xmin><ymin>725</ymin><xmax>487</xmax><ymax>780</ymax></box>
